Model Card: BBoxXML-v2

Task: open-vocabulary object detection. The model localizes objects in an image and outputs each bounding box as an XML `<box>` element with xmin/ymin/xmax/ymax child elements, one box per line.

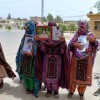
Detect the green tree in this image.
<box><xmin>55</xmin><ymin>16</ymin><xmax>63</xmax><ymax>23</ymax></box>
<box><xmin>43</xmin><ymin>16</ymin><xmax>47</xmax><ymax>22</ymax></box>
<box><xmin>47</xmin><ymin>13</ymin><xmax>54</xmax><ymax>22</ymax></box>
<box><xmin>6</xmin><ymin>25</ymin><xmax>12</xmax><ymax>31</ymax></box>
<box><xmin>68</xmin><ymin>23</ymin><xmax>77</xmax><ymax>31</ymax></box>
<box><xmin>21</xmin><ymin>27</ymin><xmax>24</xmax><ymax>30</ymax></box>
<box><xmin>0</xmin><ymin>24</ymin><xmax>2</xmax><ymax>28</ymax></box>
<box><xmin>94</xmin><ymin>0</ymin><xmax>100</xmax><ymax>13</ymax></box>
<box><xmin>58</xmin><ymin>23</ymin><xmax>67</xmax><ymax>32</ymax></box>
<box><xmin>17</xmin><ymin>18</ymin><xmax>21</xmax><ymax>20</ymax></box>
<box><xmin>17</xmin><ymin>25</ymin><xmax>21</xmax><ymax>29</ymax></box>
<box><xmin>7</xmin><ymin>13</ymin><xmax>12</xmax><ymax>19</ymax></box>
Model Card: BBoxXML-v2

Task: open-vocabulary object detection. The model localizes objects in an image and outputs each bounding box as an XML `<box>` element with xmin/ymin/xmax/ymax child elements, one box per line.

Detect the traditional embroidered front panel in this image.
<box><xmin>47</xmin><ymin>56</ymin><xmax>57</xmax><ymax>78</ymax></box>
<box><xmin>76</xmin><ymin>59</ymin><xmax>88</xmax><ymax>81</ymax></box>
<box><xmin>21</xmin><ymin>55</ymin><xmax>33</xmax><ymax>77</ymax></box>
<box><xmin>42</xmin><ymin>41</ymin><xmax>62</xmax><ymax>83</ymax></box>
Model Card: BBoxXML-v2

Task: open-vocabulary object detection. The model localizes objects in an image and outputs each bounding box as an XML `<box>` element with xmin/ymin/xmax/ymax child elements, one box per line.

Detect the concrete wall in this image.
<box><xmin>87</xmin><ymin>14</ymin><xmax>100</xmax><ymax>38</ymax></box>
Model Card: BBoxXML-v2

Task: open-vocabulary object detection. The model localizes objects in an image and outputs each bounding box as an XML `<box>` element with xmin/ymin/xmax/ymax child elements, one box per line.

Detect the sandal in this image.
<box><xmin>26</xmin><ymin>90</ymin><xmax>30</xmax><ymax>94</ymax></box>
<box><xmin>80</xmin><ymin>96</ymin><xmax>85</xmax><ymax>100</ymax></box>
<box><xmin>54</xmin><ymin>94</ymin><xmax>59</xmax><ymax>99</ymax></box>
<box><xmin>45</xmin><ymin>93</ymin><xmax>51</xmax><ymax>97</ymax></box>
<box><xmin>67</xmin><ymin>92</ymin><xmax>73</xmax><ymax>98</ymax></box>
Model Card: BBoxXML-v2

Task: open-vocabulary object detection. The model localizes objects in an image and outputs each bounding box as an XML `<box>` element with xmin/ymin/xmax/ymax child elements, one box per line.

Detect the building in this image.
<box><xmin>0</xmin><ymin>18</ymin><xmax>27</xmax><ymax>28</ymax></box>
<box><xmin>14</xmin><ymin>19</ymin><xmax>27</xmax><ymax>27</ymax></box>
<box><xmin>87</xmin><ymin>14</ymin><xmax>100</xmax><ymax>38</ymax></box>
<box><xmin>30</xmin><ymin>16</ymin><xmax>42</xmax><ymax>23</ymax></box>
<box><xmin>0</xmin><ymin>19</ymin><xmax>14</xmax><ymax>27</ymax></box>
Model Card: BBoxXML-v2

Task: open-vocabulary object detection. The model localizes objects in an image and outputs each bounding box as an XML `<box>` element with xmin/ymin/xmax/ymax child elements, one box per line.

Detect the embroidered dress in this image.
<box><xmin>35</xmin><ymin>40</ymin><xmax>70</xmax><ymax>92</ymax></box>
<box><xmin>68</xmin><ymin>21</ymin><xmax>99</xmax><ymax>96</ymax></box>
<box><xmin>21</xmin><ymin>53</ymin><xmax>35</xmax><ymax>92</ymax></box>
<box><xmin>16</xmin><ymin>22</ymin><xmax>40</xmax><ymax>97</ymax></box>
<box><xmin>42</xmin><ymin>41</ymin><xmax>61</xmax><ymax>85</ymax></box>
<box><xmin>69</xmin><ymin>33</ymin><xmax>98</xmax><ymax>86</ymax></box>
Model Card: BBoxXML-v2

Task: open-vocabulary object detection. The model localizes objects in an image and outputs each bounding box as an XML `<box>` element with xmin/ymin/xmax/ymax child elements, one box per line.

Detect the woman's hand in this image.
<box><xmin>25</xmin><ymin>51</ymin><xmax>32</xmax><ymax>56</ymax></box>
<box><xmin>87</xmin><ymin>35</ymin><xmax>95</xmax><ymax>42</ymax></box>
<box><xmin>34</xmin><ymin>35</ymin><xmax>39</xmax><ymax>40</ymax></box>
<box><xmin>73</xmin><ymin>42</ymin><xmax>84</xmax><ymax>50</ymax></box>
<box><xmin>60</xmin><ymin>36</ymin><xmax>65</xmax><ymax>41</ymax></box>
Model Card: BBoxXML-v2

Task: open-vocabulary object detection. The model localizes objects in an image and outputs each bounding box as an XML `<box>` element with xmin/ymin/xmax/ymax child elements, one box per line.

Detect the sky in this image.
<box><xmin>0</xmin><ymin>0</ymin><xmax>98</xmax><ymax>21</ymax></box>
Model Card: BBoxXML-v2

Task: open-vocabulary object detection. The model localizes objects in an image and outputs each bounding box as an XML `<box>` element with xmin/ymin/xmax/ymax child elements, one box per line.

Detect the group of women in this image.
<box><xmin>0</xmin><ymin>20</ymin><xmax>99</xmax><ymax>100</ymax></box>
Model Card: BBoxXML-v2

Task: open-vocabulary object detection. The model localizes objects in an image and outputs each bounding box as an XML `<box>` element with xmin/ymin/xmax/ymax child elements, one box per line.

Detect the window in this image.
<box><xmin>94</xmin><ymin>21</ymin><xmax>100</xmax><ymax>30</ymax></box>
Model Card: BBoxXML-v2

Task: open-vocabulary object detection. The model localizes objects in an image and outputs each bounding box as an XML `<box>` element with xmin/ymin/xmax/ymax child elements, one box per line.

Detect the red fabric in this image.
<box><xmin>0</xmin><ymin>43</ymin><xmax>16</xmax><ymax>78</ymax></box>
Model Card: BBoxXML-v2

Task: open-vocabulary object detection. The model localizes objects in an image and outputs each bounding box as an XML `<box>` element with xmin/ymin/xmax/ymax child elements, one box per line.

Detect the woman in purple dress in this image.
<box><xmin>68</xmin><ymin>20</ymin><xmax>99</xmax><ymax>100</ymax></box>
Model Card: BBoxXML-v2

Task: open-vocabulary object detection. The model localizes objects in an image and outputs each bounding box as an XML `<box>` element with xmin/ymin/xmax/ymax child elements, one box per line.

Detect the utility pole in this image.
<box><xmin>41</xmin><ymin>0</ymin><xmax>44</xmax><ymax>22</ymax></box>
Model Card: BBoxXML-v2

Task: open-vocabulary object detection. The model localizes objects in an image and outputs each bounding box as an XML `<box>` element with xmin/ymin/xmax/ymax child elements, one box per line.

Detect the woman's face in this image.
<box><xmin>42</xmin><ymin>30</ymin><xmax>46</xmax><ymax>34</ymax></box>
<box><xmin>27</xmin><ymin>41</ymin><xmax>33</xmax><ymax>47</ymax></box>
<box><xmin>78</xmin><ymin>26</ymin><xmax>86</xmax><ymax>35</ymax></box>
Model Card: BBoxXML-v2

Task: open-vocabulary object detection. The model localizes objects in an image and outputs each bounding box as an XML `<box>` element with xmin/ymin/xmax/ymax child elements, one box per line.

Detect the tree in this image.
<box><xmin>58</xmin><ymin>23</ymin><xmax>67</xmax><ymax>32</ymax></box>
<box><xmin>43</xmin><ymin>16</ymin><xmax>47</xmax><ymax>22</ymax></box>
<box><xmin>94</xmin><ymin>0</ymin><xmax>100</xmax><ymax>13</ymax></box>
<box><xmin>6</xmin><ymin>25</ymin><xmax>12</xmax><ymax>31</ymax></box>
<box><xmin>55</xmin><ymin>16</ymin><xmax>63</xmax><ymax>23</ymax></box>
<box><xmin>7</xmin><ymin>13</ymin><xmax>11</xmax><ymax>19</ymax></box>
<box><xmin>17</xmin><ymin>18</ymin><xmax>21</xmax><ymax>20</ymax></box>
<box><xmin>68</xmin><ymin>23</ymin><xmax>77</xmax><ymax>31</ymax></box>
<box><xmin>21</xmin><ymin>27</ymin><xmax>24</xmax><ymax>30</ymax></box>
<box><xmin>17</xmin><ymin>25</ymin><xmax>21</xmax><ymax>29</ymax></box>
<box><xmin>0</xmin><ymin>24</ymin><xmax>2</xmax><ymax>28</ymax></box>
<box><xmin>47</xmin><ymin>13</ymin><xmax>54</xmax><ymax>22</ymax></box>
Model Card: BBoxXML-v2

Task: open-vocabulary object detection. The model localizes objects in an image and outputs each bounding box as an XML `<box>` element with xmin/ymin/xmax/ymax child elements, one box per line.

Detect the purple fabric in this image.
<box><xmin>77</xmin><ymin>21</ymin><xmax>89</xmax><ymax>35</ymax></box>
<box><xmin>69</xmin><ymin>31</ymin><xmax>99</xmax><ymax>65</ymax></box>
<box><xmin>43</xmin><ymin>55</ymin><xmax>61</xmax><ymax>83</ymax></box>
<box><xmin>41</xmin><ymin>41</ymin><xmax>62</xmax><ymax>84</ymax></box>
<box><xmin>48</xmin><ymin>22</ymin><xmax>57</xmax><ymax>26</ymax></box>
<box><xmin>46</xmin><ymin>83</ymin><xmax>59</xmax><ymax>91</ymax></box>
<box><xmin>35</xmin><ymin>40</ymin><xmax>70</xmax><ymax>89</ymax></box>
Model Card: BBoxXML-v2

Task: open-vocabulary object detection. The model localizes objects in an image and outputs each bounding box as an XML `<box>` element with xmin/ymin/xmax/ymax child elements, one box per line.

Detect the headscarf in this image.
<box><xmin>48</xmin><ymin>22</ymin><xmax>57</xmax><ymax>26</ymax></box>
<box><xmin>24</xmin><ymin>21</ymin><xmax>36</xmax><ymax>36</ymax></box>
<box><xmin>69</xmin><ymin>20</ymin><xmax>99</xmax><ymax>60</ymax></box>
<box><xmin>77</xmin><ymin>20</ymin><xmax>89</xmax><ymax>35</ymax></box>
<box><xmin>16</xmin><ymin>21</ymin><xmax>36</xmax><ymax>73</ymax></box>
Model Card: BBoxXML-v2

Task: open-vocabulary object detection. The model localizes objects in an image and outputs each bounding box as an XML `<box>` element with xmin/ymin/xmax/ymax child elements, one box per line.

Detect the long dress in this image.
<box><xmin>69</xmin><ymin>32</ymin><xmax>99</xmax><ymax>86</ymax></box>
<box><xmin>0</xmin><ymin>43</ymin><xmax>16</xmax><ymax>88</ymax></box>
<box><xmin>21</xmin><ymin>53</ymin><xmax>35</xmax><ymax>92</ymax></box>
<box><xmin>35</xmin><ymin>40</ymin><xmax>70</xmax><ymax>91</ymax></box>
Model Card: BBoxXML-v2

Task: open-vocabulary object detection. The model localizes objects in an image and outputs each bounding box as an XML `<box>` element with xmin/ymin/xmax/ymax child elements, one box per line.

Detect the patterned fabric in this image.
<box><xmin>16</xmin><ymin>22</ymin><xmax>40</xmax><ymax>96</ymax></box>
<box><xmin>21</xmin><ymin>55</ymin><xmax>34</xmax><ymax>78</ymax></box>
<box><xmin>42</xmin><ymin>41</ymin><xmax>62</xmax><ymax>83</ymax></box>
<box><xmin>70</xmin><ymin>55</ymin><xmax>92</xmax><ymax>85</ymax></box>
<box><xmin>76</xmin><ymin>58</ymin><xmax>88</xmax><ymax>81</ymax></box>
<box><xmin>47</xmin><ymin>56</ymin><xmax>57</xmax><ymax>78</ymax></box>
<box><xmin>16</xmin><ymin>22</ymin><xmax>36</xmax><ymax>80</ymax></box>
<box><xmin>68</xmin><ymin>21</ymin><xmax>99</xmax><ymax>86</ymax></box>
<box><xmin>35</xmin><ymin>40</ymin><xmax>70</xmax><ymax>89</ymax></box>
<box><xmin>68</xmin><ymin>29</ymin><xmax>98</xmax><ymax>61</ymax></box>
